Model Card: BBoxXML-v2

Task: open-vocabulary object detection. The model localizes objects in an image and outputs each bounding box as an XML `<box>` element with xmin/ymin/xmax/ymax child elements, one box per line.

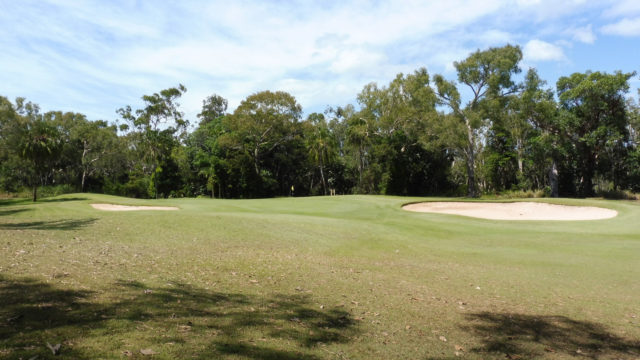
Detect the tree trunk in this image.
<box><xmin>465</xmin><ymin>123</ymin><xmax>477</xmax><ymax>198</ymax></box>
<box><xmin>549</xmin><ymin>160</ymin><xmax>558</xmax><ymax>197</ymax></box>
<box><xmin>516</xmin><ymin>138</ymin><xmax>524</xmax><ymax>175</ymax></box>
<box><xmin>81</xmin><ymin>170</ymin><xmax>87</xmax><ymax>193</ymax></box>
<box><xmin>310</xmin><ymin>173</ymin><xmax>314</xmax><ymax>194</ymax></box>
<box><xmin>153</xmin><ymin>165</ymin><xmax>159</xmax><ymax>199</ymax></box>
<box><xmin>578</xmin><ymin>148</ymin><xmax>596</xmax><ymax>198</ymax></box>
<box><xmin>253</xmin><ymin>147</ymin><xmax>260</xmax><ymax>175</ymax></box>
<box><xmin>32</xmin><ymin>185</ymin><xmax>37</xmax><ymax>202</ymax></box>
<box><xmin>319</xmin><ymin>161</ymin><xmax>327</xmax><ymax>195</ymax></box>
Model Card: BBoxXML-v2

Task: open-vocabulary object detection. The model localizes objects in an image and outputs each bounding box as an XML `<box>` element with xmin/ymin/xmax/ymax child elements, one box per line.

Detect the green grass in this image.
<box><xmin>1</xmin><ymin>194</ymin><xmax>639</xmax><ymax>359</ymax></box>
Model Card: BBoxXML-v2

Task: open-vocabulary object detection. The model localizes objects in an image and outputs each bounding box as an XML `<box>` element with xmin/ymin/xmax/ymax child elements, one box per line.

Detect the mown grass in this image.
<box><xmin>0</xmin><ymin>194</ymin><xmax>639</xmax><ymax>359</ymax></box>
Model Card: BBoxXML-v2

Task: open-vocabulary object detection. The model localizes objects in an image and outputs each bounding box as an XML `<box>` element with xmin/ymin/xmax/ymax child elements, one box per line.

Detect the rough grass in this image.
<box><xmin>0</xmin><ymin>194</ymin><xmax>639</xmax><ymax>359</ymax></box>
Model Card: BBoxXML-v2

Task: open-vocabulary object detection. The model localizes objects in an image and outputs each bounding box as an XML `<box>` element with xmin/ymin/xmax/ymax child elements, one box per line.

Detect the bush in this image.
<box><xmin>486</xmin><ymin>189</ymin><xmax>547</xmax><ymax>199</ymax></box>
<box><xmin>596</xmin><ymin>189</ymin><xmax>639</xmax><ymax>200</ymax></box>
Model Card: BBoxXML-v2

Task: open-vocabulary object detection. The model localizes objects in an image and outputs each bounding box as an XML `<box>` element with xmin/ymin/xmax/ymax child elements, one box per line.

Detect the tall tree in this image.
<box><xmin>198</xmin><ymin>94</ymin><xmax>228</xmax><ymax>126</ymax></box>
<box><xmin>504</xmin><ymin>68</ymin><xmax>558</xmax><ymax>192</ymax></box>
<box><xmin>188</xmin><ymin>94</ymin><xmax>229</xmax><ymax>198</ymax></box>
<box><xmin>556</xmin><ymin>71</ymin><xmax>635</xmax><ymax>197</ymax></box>
<box><xmin>303</xmin><ymin>113</ymin><xmax>335</xmax><ymax>195</ymax></box>
<box><xmin>117</xmin><ymin>85</ymin><xmax>188</xmax><ymax>198</ymax></box>
<box><xmin>18</xmin><ymin>116</ymin><xmax>62</xmax><ymax>201</ymax></box>
<box><xmin>221</xmin><ymin>91</ymin><xmax>303</xmax><ymax>196</ymax></box>
<box><xmin>433</xmin><ymin>45</ymin><xmax>522</xmax><ymax>197</ymax></box>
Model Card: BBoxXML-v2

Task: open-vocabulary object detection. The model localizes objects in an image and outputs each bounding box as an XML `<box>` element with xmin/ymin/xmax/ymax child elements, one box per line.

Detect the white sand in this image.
<box><xmin>91</xmin><ymin>203</ymin><xmax>179</xmax><ymax>211</ymax></box>
<box><xmin>402</xmin><ymin>201</ymin><xmax>617</xmax><ymax>220</ymax></box>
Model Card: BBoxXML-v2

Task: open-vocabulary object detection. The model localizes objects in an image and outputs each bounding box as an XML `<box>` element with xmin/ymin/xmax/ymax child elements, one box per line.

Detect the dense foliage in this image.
<box><xmin>1</xmin><ymin>45</ymin><xmax>638</xmax><ymax>200</ymax></box>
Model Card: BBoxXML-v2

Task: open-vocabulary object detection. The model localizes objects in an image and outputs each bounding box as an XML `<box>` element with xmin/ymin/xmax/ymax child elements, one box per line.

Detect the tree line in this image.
<box><xmin>1</xmin><ymin>44</ymin><xmax>639</xmax><ymax>201</ymax></box>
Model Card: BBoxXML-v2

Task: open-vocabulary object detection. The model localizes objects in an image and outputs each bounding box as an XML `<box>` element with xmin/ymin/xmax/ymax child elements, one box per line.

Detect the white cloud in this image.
<box><xmin>568</xmin><ymin>24</ymin><xmax>596</xmax><ymax>44</ymax></box>
<box><xmin>523</xmin><ymin>40</ymin><xmax>566</xmax><ymax>62</ymax></box>
<box><xmin>601</xmin><ymin>17</ymin><xmax>640</xmax><ymax>37</ymax></box>
<box><xmin>603</xmin><ymin>0</ymin><xmax>640</xmax><ymax>18</ymax></box>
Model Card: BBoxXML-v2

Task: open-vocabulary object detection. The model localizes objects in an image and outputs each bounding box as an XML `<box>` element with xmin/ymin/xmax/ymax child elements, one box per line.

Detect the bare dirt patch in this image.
<box><xmin>402</xmin><ymin>201</ymin><xmax>617</xmax><ymax>220</ymax></box>
<box><xmin>91</xmin><ymin>203</ymin><xmax>179</xmax><ymax>211</ymax></box>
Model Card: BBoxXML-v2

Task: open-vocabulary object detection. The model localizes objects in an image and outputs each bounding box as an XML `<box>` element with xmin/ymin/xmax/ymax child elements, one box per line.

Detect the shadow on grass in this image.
<box><xmin>0</xmin><ymin>197</ymin><xmax>88</xmax><ymax>207</ymax></box>
<box><xmin>0</xmin><ymin>218</ymin><xmax>97</xmax><ymax>230</ymax></box>
<box><xmin>0</xmin><ymin>208</ymin><xmax>31</xmax><ymax>216</ymax></box>
<box><xmin>0</xmin><ymin>198</ymin><xmax>28</xmax><ymax>207</ymax></box>
<box><xmin>37</xmin><ymin>197</ymin><xmax>88</xmax><ymax>203</ymax></box>
<box><xmin>461</xmin><ymin>312</ymin><xmax>640</xmax><ymax>359</ymax></box>
<box><xmin>0</xmin><ymin>276</ymin><xmax>359</xmax><ymax>359</ymax></box>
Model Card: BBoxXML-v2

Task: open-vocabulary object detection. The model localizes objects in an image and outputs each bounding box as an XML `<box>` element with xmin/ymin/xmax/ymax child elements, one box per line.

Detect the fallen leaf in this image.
<box><xmin>123</xmin><ymin>350</ymin><xmax>133</xmax><ymax>357</ymax></box>
<box><xmin>455</xmin><ymin>351</ymin><xmax>463</xmax><ymax>357</ymax></box>
<box><xmin>544</xmin><ymin>347</ymin><xmax>555</xmax><ymax>353</ymax></box>
<box><xmin>143</xmin><ymin>289</ymin><xmax>153</xmax><ymax>294</ymax></box>
<box><xmin>455</xmin><ymin>345</ymin><xmax>464</xmax><ymax>351</ymax></box>
<box><xmin>405</xmin><ymin>325</ymin><xmax>411</xmax><ymax>330</ymax></box>
<box><xmin>439</xmin><ymin>336</ymin><xmax>447</xmax><ymax>342</ymax></box>
<box><xmin>140</xmin><ymin>348</ymin><xmax>157</xmax><ymax>355</ymax></box>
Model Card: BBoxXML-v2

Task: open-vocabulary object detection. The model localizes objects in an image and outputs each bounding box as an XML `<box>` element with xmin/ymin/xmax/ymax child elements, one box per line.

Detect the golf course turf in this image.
<box><xmin>1</xmin><ymin>194</ymin><xmax>639</xmax><ymax>359</ymax></box>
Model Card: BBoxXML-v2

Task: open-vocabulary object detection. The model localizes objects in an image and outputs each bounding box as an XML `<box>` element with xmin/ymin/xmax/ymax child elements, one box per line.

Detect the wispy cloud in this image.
<box><xmin>523</xmin><ymin>40</ymin><xmax>566</xmax><ymax>62</ymax></box>
<box><xmin>567</xmin><ymin>24</ymin><xmax>596</xmax><ymax>44</ymax></box>
<box><xmin>601</xmin><ymin>18</ymin><xmax>640</xmax><ymax>37</ymax></box>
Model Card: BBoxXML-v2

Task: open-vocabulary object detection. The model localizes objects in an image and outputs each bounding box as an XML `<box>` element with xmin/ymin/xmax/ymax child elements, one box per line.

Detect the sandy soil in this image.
<box><xmin>91</xmin><ymin>203</ymin><xmax>179</xmax><ymax>211</ymax></box>
<box><xmin>402</xmin><ymin>201</ymin><xmax>617</xmax><ymax>220</ymax></box>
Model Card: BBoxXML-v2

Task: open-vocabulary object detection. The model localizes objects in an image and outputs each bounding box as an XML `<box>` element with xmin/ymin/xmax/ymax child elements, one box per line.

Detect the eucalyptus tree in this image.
<box><xmin>0</xmin><ymin>97</ymin><xmax>24</xmax><ymax>191</ymax></box>
<box><xmin>432</xmin><ymin>45</ymin><xmax>522</xmax><ymax>197</ymax></box>
<box><xmin>625</xmin><ymin>91</ymin><xmax>640</xmax><ymax>190</ymax></box>
<box><xmin>73</xmin><ymin>119</ymin><xmax>120</xmax><ymax>192</ymax></box>
<box><xmin>303</xmin><ymin>112</ymin><xmax>334</xmax><ymax>195</ymax></box>
<box><xmin>556</xmin><ymin>71</ymin><xmax>635</xmax><ymax>196</ymax></box>
<box><xmin>503</xmin><ymin>69</ymin><xmax>558</xmax><ymax>192</ymax></box>
<box><xmin>354</xmin><ymin>68</ymin><xmax>450</xmax><ymax>195</ymax></box>
<box><xmin>117</xmin><ymin>85</ymin><xmax>188</xmax><ymax>198</ymax></box>
<box><xmin>18</xmin><ymin>115</ymin><xmax>62</xmax><ymax>201</ymax></box>
<box><xmin>198</xmin><ymin>94</ymin><xmax>228</xmax><ymax>126</ymax></box>
<box><xmin>221</xmin><ymin>90</ymin><xmax>304</xmax><ymax>196</ymax></box>
<box><xmin>188</xmin><ymin>94</ymin><xmax>229</xmax><ymax>198</ymax></box>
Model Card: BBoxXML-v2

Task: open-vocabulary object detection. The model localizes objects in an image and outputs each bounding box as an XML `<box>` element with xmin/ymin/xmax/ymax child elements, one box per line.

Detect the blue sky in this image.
<box><xmin>1</xmin><ymin>0</ymin><xmax>639</xmax><ymax>125</ymax></box>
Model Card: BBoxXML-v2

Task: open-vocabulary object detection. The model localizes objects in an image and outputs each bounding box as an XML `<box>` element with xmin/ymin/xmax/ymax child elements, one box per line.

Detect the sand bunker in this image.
<box><xmin>402</xmin><ymin>201</ymin><xmax>617</xmax><ymax>220</ymax></box>
<box><xmin>91</xmin><ymin>203</ymin><xmax>179</xmax><ymax>211</ymax></box>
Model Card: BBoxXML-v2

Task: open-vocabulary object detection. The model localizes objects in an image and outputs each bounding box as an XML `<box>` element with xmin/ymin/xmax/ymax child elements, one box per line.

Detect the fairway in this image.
<box><xmin>1</xmin><ymin>194</ymin><xmax>639</xmax><ymax>359</ymax></box>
